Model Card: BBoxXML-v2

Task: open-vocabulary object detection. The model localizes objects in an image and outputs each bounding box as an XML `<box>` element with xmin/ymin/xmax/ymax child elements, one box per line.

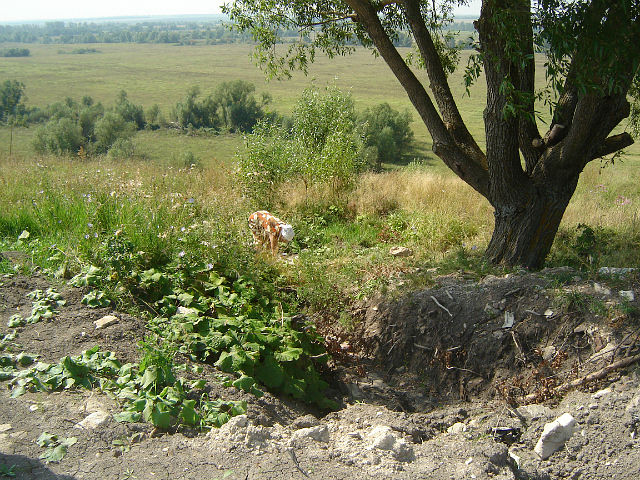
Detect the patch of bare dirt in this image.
<box><xmin>1</xmin><ymin>262</ymin><xmax>640</xmax><ymax>479</ymax></box>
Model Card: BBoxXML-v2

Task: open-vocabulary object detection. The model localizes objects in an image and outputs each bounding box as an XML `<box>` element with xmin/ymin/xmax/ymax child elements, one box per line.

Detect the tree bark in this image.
<box><xmin>485</xmin><ymin>179</ymin><xmax>577</xmax><ymax>269</ymax></box>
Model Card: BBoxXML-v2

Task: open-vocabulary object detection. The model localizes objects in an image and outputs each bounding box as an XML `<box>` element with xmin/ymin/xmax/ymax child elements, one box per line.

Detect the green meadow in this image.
<box><xmin>1</xmin><ymin>42</ymin><xmax>640</xmax><ymax>317</ymax></box>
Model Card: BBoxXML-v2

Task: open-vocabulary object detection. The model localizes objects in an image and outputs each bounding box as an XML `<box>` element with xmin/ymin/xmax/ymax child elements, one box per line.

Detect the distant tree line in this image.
<box><xmin>1</xmin><ymin>47</ymin><xmax>30</xmax><ymax>57</ymax></box>
<box><xmin>0</xmin><ymin>20</ymin><xmax>252</xmax><ymax>45</ymax></box>
<box><xmin>2</xmin><ymin>79</ymin><xmax>415</xmax><ymax>167</ymax></box>
<box><xmin>0</xmin><ymin>18</ymin><xmax>476</xmax><ymax>48</ymax></box>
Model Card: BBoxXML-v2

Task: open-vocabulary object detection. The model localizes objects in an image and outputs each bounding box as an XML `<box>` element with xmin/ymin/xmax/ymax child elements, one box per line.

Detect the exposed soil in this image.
<box><xmin>1</xmin><ymin>256</ymin><xmax>640</xmax><ymax>479</ymax></box>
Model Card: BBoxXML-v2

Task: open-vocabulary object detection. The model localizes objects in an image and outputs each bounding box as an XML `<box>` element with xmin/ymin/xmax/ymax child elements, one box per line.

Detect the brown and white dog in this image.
<box><xmin>248</xmin><ymin>211</ymin><xmax>295</xmax><ymax>255</ymax></box>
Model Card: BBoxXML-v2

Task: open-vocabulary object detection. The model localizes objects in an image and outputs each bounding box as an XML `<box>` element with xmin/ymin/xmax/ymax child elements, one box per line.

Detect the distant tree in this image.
<box><xmin>358</xmin><ymin>103</ymin><xmax>413</xmax><ymax>168</ymax></box>
<box><xmin>93</xmin><ymin>112</ymin><xmax>136</xmax><ymax>154</ymax></box>
<box><xmin>114</xmin><ymin>91</ymin><xmax>145</xmax><ymax>130</ymax></box>
<box><xmin>33</xmin><ymin>117</ymin><xmax>83</xmax><ymax>155</ymax></box>
<box><xmin>0</xmin><ymin>80</ymin><xmax>26</xmax><ymax>123</ymax></box>
<box><xmin>212</xmin><ymin>80</ymin><xmax>269</xmax><ymax>132</ymax></box>
<box><xmin>226</xmin><ymin>0</ymin><xmax>640</xmax><ymax>269</ymax></box>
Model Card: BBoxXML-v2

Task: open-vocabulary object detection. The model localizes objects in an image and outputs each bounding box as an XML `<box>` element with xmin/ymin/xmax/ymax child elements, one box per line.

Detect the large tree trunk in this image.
<box><xmin>485</xmin><ymin>184</ymin><xmax>576</xmax><ymax>269</ymax></box>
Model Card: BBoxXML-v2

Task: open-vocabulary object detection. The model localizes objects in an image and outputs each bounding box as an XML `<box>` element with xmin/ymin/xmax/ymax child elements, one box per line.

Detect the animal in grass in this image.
<box><xmin>248</xmin><ymin>211</ymin><xmax>295</xmax><ymax>255</ymax></box>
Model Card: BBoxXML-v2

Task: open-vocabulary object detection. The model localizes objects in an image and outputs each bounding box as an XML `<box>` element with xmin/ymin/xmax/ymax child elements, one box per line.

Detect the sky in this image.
<box><xmin>1</xmin><ymin>0</ymin><xmax>481</xmax><ymax>23</ymax></box>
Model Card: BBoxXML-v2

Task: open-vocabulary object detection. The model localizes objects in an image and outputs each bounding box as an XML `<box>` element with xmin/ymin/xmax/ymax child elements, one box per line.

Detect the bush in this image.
<box><xmin>1</xmin><ymin>48</ymin><xmax>30</xmax><ymax>57</ymax></box>
<box><xmin>33</xmin><ymin>117</ymin><xmax>83</xmax><ymax>155</ymax></box>
<box><xmin>239</xmin><ymin>85</ymin><xmax>366</xmax><ymax>206</ymax></box>
<box><xmin>107</xmin><ymin>138</ymin><xmax>135</xmax><ymax>159</ymax></box>
<box><xmin>358</xmin><ymin>103</ymin><xmax>413</xmax><ymax>169</ymax></box>
<box><xmin>115</xmin><ymin>91</ymin><xmax>145</xmax><ymax>130</ymax></box>
<box><xmin>94</xmin><ymin>112</ymin><xmax>136</xmax><ymax>154</ymax></box>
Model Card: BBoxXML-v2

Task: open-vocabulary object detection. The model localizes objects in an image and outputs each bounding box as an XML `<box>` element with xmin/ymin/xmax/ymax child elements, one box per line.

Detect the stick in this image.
<box><xmin>520</xmin><ymin>353</ymin><xmax>640</xmax><ymax>404</ymax></box>
<box><xmin>431</xmin><ymin>295</ymin><xmax>453</xmax><ymax>317</ymax></box>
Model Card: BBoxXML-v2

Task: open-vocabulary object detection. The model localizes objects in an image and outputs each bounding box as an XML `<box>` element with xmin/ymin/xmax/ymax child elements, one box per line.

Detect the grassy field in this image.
<box><xmin>1</xmin><ymin>41</ymin><xmax>640</xmax><ymax>320</ymax></box>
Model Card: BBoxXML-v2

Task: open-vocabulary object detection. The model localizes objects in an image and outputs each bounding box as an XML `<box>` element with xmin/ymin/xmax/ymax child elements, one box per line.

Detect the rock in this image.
<box><xmin>501</xmin><ymin>311</ymin><xmax>515</xmax><ymax>329</ymax></box>
<box><xmin>598</xmin><ymin>267</ymin><xmax>637</xmax><ymax>278</ymax></box>
<box><xmin>593</xmin><ymin>283</ymin><xmax>612</xmax><ymax>295</ymax></box>
<box><xmin>0</xmin><ymin>424</ymin><xmax>11</xmax><ymax>433</ymax></box>
<box><xmin>534</xmin><ymin>413</ymin><xmax>576</xmax><ymax>459</ymax></box>
<box><xmin>76</xmin><ymin>410</ymin><xmax>110</xmax><ymax>429</ymax></box>
<box><xmin>368</xmin><ymin>425</ymin><xmax>396</xmax><ymax>450</ymax></box>
<box><xmin>620</xmin><ymin>290</ymin><xmax>635</xmax><ymax>302</ymax></box>
<box><xmin>94</xmin><ymin>315</ymin><xmax>119</xmax><ymax>330</ymax></box>
<box><xmin>392</xmin><ymin>438</ymin><xmax>415</xmax><ymax>462</ymax></box>
<box><xmin>541</xmin><ymin>345</ymin><xmax>556</xmax><ymax>362</ymax></box>
<box><xmin>517</xmin><ymin>404</ymin><xmax>553</xmax><ymax>421</ymax></box>
<box><xmin>177</xmin><ymin>306</ymin><xmax>199</xmax><ymax>315</ymax></box>
<box><xmin>447</xmin><ymin>422</ymin><xmax>467</xmax><ymax>434</ymax></box>
<box><xmin>291</xmin><ymin>425</ymin><xmax>330</xmax><ymax>443</ymax></box>
<box><xmin>292</xmin><ymin>414</ymin><xmax>320</xmax><ymax>429</ymax></box>
<box><xmin>592</xmin><ymin>388</ymin><xmax>612</xmax><ymax>399</ymax></box>
<box><xmin>389</xmin><ymin>246</ymin><xmax>413</xmax><ymax>257</ymax></box>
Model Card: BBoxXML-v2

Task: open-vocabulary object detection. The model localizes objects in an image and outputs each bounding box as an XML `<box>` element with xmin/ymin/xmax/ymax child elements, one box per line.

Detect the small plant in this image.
<box><xmin>24</xmin><ymin>288</ymin><xmax>66</xmax><ymax>324</ymax></box>
<box><xmin>0</xmin><ymin>464</ymin><xmax>17</xmax><ymax>477</ymax></box>
<box><xmin>36</xmin><ymin>432</ymin><xmax>77</xmax><ymax>464</ymax></box>
<box><xmin>81</xmin><ymin>290</ymin><xmax>111</xmax><ymax>308</ymax></box>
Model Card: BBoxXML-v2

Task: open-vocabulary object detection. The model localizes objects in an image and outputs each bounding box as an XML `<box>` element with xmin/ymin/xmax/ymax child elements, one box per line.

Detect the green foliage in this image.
<box><xmin>239</xmin><ymin>85</ymin><xmax>366</xmax><ymax>206</ymax></box>
<box><xmin>213</xmin><ymin>80</ymin><xmax>270</xmax><ymax>133</ymax></box>
<box><xmin>33</xmin><ymin>117</ymin><xmax>83</xmax><ymax>155</ymax></box>
<box><xmin>93</xmin><ymin>111</ymin><xmax>136</xmax><ymax>154</ymax></box>
<box><xmin>81</xmin><ymin>290</ymin><xmax>111</xmax><ymax>308</ymax></box>
<box><xmin>115</xmin><ymin>90</ymin><xmax>146</xmax><ymax>130</ymax></box>
<box><xmin>358</xmin><ymin>103</ymin><xmax>414</xmax><ymax>168</ymax></box>
<box><xmin>0</xmin><ymin>80</ymin><xmax>26</xmax><ymax>123</ymax></box>
<box><xmin>0</xmin><ymin>48</ymin><xmax>30</xmax><ymax>57</ymax></box>
<box><xmin>36</xmin><ymin>432</ymin><xmax>77</xmax><ymax>464</ymax></box>
<box><xmin>173</xmin><ymin>81</ymin><xmax>268</xmax><ymax>132</ymax></box>
<box><xmin>22</xmin><ymin>288</ymin><xmax>66</xmax><ymax>324</ymax></box>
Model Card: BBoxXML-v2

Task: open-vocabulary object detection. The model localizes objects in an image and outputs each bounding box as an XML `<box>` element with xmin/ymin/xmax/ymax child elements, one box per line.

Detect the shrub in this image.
<box><xmin>114</xmin><ymin>91</ymin><xmax>145</xmax><ymax>130</ymax></box>
<box><xmin>33</xmin><ymin>117</ymin><xmax>83</xmax><ymax>155</ymax></box>
<box><xmin>358</xmin><ymin>103</ymin><xmax>413</xmax><ymax>168</ymax></box>
<box><xmin>239</xmin><ymin>85</ymin><xmax>366</xmax><ymax>205</ymax></box>
<box><xmin>94</xmin><ymin>112</ymin><xmax>136</xmax><ymax>154</ymax></box>
<box><xmin>107</xmin><ymin>138</ymin><xmax>135</xmax><ymax>159</ymax></box>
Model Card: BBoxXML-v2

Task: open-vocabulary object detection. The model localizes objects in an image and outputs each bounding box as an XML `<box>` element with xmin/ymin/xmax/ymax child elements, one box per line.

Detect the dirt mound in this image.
<box><xmin>1</xmin><ymin>266</ymin><xmax>639</xmax><ymax>479</ymax></box>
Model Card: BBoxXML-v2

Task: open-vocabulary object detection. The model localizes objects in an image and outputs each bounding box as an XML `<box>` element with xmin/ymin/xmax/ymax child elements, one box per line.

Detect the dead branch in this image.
<box><xmin>520</xmin><ymin>353</ymin><xmax>640</xmax><ymax>404</ymax></box>
<box><xmin>430</xmin><ymin>295</ymin><xmax>453</xmax><ymax>317</ymax></box>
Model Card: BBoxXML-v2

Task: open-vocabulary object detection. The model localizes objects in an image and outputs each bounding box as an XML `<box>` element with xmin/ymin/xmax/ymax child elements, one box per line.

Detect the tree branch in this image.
<box><xmin>401</xmin><ymin>0</ymin><xmax>487</xmax><ymax>170</ymax></box>
<box><xmin>591</xmin><ymin>133</ymin><xmax>635</xmax><ymax>160</ymax></box>
<box><xmin>344</xmin><ymin>0</ymin><xmax>489</xmax><ymax>197</ymax></box>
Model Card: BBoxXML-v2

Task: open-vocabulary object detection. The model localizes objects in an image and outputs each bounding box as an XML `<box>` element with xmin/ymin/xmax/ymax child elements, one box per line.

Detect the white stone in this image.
<box><xmin>593</xmin><ymin>283</ymin><xmax>612</xmax><ymax>296</ymax></box>
<box><xmin>447</xmin><ymin>422</ymin><xmax>467</xmax><ymax>434</ymax></box>
<box><xmin>534</xmin><ymin>413</ymin><xmax>576</xmax><ymax>459</ymax></box>
<box><xmin>94</xmin><ymin>315</ymin><xmax>119</xmax><ymax>330</ymax></box>
<box><xmin>291</xmin><ymin>425</ymin><xmax>330</xmax><ymax>443</ymax></box>
<box><xmin>0</xmin><ymin>424</ymin><xmax>11</xmax><ymax>433</ymax></box>
<box><xmin>620</xmin><ymin>290</ymin><xmax>635</xmax><ymax>302</ymax></box>
<box><xmin>392</xmin><ymin>438</ymin><xmax>415</xmax><ymax>462</ymax></box>
<box><xmin>501</xmin><ymin>312</ymin><xmax>515</xmax><ymax>329</ymax></box>
<box><xmin>389</xmin><ymin>246</ymin><xmax>413</xmax><ymax>257</ymax></box>
<box><xmin>76</xmin><ymin>410</ymin><xmax>110</xmax><ymax>429</ymax></box>
<box><xmin>517</xmin><ymin>404</ymin><xmax>553</xmax><ymax>421</ymax></box>
<box><xmin>541</xmin><ymin>345</ymin><xmax>557</xmax><ymax>362</ymax></box>
<box><xmin>368</xmin><ymin>425</ymin><xmax>396</xmax><ymax>450</ymax></box>
<box><xmin>592</xmin><ymin>388</ymin><xmax>612</xmax><ymax>399</ymax></box>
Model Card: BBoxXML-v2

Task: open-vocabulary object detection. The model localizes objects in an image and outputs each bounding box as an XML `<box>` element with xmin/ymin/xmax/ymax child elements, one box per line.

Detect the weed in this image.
<box><xmin>0</xmin><ymin>464</ymin><xmax>16</xmax><ymax>477</ymax></box>
<box><xmin>36</xmin><ymin>432</ymin><xmax>77</xmax><ymax>464</ymax></box>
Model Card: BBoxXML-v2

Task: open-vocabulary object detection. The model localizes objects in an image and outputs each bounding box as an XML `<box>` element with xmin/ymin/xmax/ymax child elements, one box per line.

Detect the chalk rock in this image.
<box><xmin>447</xmin><ymin>422</ymin><xmax>467</xmax><ymax>434</ymax></box>
<box><xmin>592</xmin><ymin>388</ymin><xmax>612</xmax><ymax>399</ymax></box>
<box><xmin>77</xmin><ymin>410</ymin><xmax>110</xmax><ymax>429</ymax></box>
<box><xmin>534</xmin><ymin>413</ymin><xmax>576</xmax><ymax>459</ymax></box>
<box><xmin>598</xmin><ymin>267</ymin><xmax>637</xmax><ymax>278</ymax></box>
<box><xmin>94</xmin><ymin>315</ymin><xmax>118</xmax><ymax>330</ymax></box>
<box><xmin>368</xmin><ymin>425</ymin><xmax>396</xmax><ymax>450</ymax></box>
<box><xmin>517</xmin><ymin>404</ymin><xmax>553</xmax><ymax>421</ymax></box>
<box><xmin>620</xmin><ymin>290</ymin><xmax>635</xmax><ymax>302</ymax></box>
<box><xmin>593</xmin><ymin>283</ymin><xmax>612</xmax><ymax>295</ymax></box>
<box><xmin>291</xmin><ymin>425</ymin><xmax>330</xmax><ymax>443</ymax></box>
<box><xmin>389</xmin><ymin>246</ymin><xmax>413</xmax><ymax>257</ymax></box>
